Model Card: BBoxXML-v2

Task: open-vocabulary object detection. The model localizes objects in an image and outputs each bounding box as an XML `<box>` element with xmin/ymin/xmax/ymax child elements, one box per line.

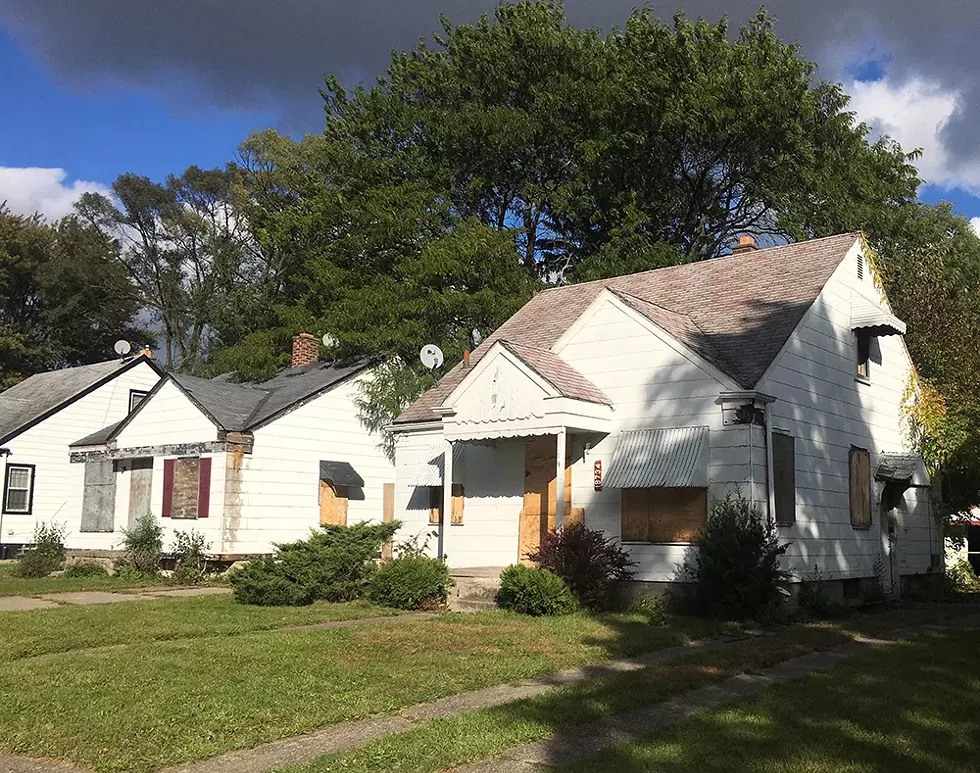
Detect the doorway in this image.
<box><xmin>518</xmin><ymin>435</ymin><xmax>571</xmax><ymax>564</ymax></box>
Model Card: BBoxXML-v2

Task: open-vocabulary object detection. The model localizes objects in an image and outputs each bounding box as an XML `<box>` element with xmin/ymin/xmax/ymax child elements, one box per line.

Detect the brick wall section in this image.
<box><xmin>291</xmin><ymin>333</ymin><xmax>319</xmax><ymax>368</ymax></box>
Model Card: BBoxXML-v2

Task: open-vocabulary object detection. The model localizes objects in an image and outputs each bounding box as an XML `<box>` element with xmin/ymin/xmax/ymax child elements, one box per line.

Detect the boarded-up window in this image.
<box><xmin>319</xmin><ymin>481</ymin><xmax>349</xmax><ymax>526</ymax></box>
<box><xmin>772</xmin><ymin>434</ymin><xmax>796</xmax><ymax>525</ymax></box>
<box><xmin>849</xmin><ymin>447</ymin><xmax>872</xmax><ymax>528</ymax></box>
<box><xmin>621</xmin><ymin>487</ymin><xmax>707</xmax><ymax>543</ymax></box>
<box><xmin>162</xmin><ymin>457</ymin><xmax>211</xmax><ymax>519</ymax></box>
<box><xmin>80</xmin><ymin>460</ymin><xmax>116</xmax><ymax>532</ymax></box>
<box><xmin>429</xmin><ymin>484</ymin><xmax>464</xmax><ymax>525</ymax></box>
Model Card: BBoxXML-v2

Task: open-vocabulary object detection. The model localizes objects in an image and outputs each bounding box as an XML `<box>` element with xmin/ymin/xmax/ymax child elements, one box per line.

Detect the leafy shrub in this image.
<box><xmin>946</xmin><ymin>559</ymin><xmax>980</xmax><ymax>593</ymax></box>
<box><xmin>627</xmin><ymin>595</ymin><xmax>668</xmax><ymax>626</ymax></box>
<box><xmin>171</xmin><ymin>529</ymin><xmax>212</xmax><ymax>585</ymax></box>
<box><xmin>62</xmin><ymin>562</ymin><xmax>109</xmax><ymax>578</ymax></box>
<box><xmin>394</xmin><ymin>529</ymin><xmax>439</xmax><ymax>558</ymax></box>
<box><xmin>684</xmin><ymin>492</ymin><xmax>791</xmax><ymax>621</ymax></box>
<box><xmin>368</xmin><ymin>555</ymin><xmax>453</xmax><ymax>609</ymax></box>
<box><xmin>526</xmin><ymin>522</ymin><xmax>635</xmax><ymax>610</ymax></box>
<box><xmin>117</xmin><ymin>513</ymin><xmax>164</xmax><ymax>575</ymax></box>
<box><xmin>12</xmin><ymin>522</ymin><xmax>66</xmax><ymax>578</ymax></box>
<box><xmin>231</xmin><ymin>521</ymin><xmax>401</xmax><ymax>606</ymax></box>
<box><xmin>496</xmin><ymin>564</ymin><xmax>579</xmax><ymax>616</ymax></box>
<box><xmin>797</xmin><ymin>564</ymin><xmax>842</xmax><ymax>619</ymax></box>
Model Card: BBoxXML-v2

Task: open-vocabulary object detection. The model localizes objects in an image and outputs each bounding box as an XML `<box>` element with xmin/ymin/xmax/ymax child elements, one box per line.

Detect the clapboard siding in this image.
<box><xmin>229</xmin><ymin>374</ymin><xmax>394</xmax><ymax>554</ymax></box>
<box><xmin>758</xmin><ymin>249</ymin><xmax>937</xmax><ymax>580</ymax></box>
<box><xmin>0</xmin><ymin>361</ymin><xmax>161</xmax><ymax>550</ymax></box>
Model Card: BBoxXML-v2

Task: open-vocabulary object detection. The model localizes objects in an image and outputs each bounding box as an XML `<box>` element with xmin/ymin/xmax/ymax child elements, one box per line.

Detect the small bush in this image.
<box><xmin>797</xmin><ymin>564</ymin><xmax>842</xmax><ymax>619</ymax></box>
<box><xmin>946</xmin><ymin>559</ymin><xmax>980</xmax><ymax>593</ymax></box>
<box><xmin>230</xmin><ymin>521</ymin><xmax>401</xmax><ymax>606</ymax></box>
<box><xmin>526</xmin><ymin>522</ymin><xmax>635</xmax><ymax>610</ymax></box>
<box><xmin>684</xmin><ymin>492</ymin><xmax>791</xmax><ymax>621</ymax></box>
<box><xmin>62</xmin><ymin>562</ymin><xmax>109</xmax><ymax>578</ymax></box>
<box><xmin>117</xmin><ymin>514</ymin><xmax>164</xmax><ymax>575</ymax></box>
<box><xmin>231</xmin><ymin>559</ymin><xmax>314</xmax><ymax>606</ymax></box>
<box><xmin>496</xmin><ymin>564</ymin><xmax>579</xmax><ymax>616</ymax></box>
<box><xmin>12</xmin><ymin>522</ymin><xmax>66</xmax><ymax>578</ymax></box>
<box><xmin>627</xmin><ymin>595</ymin><xmax>668</xmax><ymax>626</ymax></box>
<box><xmin>368</xmin><ymin>555</ymin><xmax>453</xmax><ymax>609</ymax></box>
<box><xmin>171</xmin><ymin>529</ymin><xmax>212</xmax><ymax>585</ymax></box>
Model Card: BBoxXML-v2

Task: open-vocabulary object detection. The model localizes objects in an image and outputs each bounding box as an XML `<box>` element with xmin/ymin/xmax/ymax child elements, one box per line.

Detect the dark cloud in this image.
<box><xmin>1</xmin><ymin>0</ymin><xmax>978</xmax><ymax>160</ymax></box>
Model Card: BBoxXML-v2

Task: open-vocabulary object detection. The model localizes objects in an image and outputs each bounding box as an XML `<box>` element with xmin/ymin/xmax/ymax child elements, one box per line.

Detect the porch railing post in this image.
<box><xmin>442</xmin><ymin>439</ymin><xmax>454</xmax><ymax>563</ymax></box>
<box><xmin>555</xmin><ymin>428</ymin><xmax>567</xmax><ymax>529</ymax></box>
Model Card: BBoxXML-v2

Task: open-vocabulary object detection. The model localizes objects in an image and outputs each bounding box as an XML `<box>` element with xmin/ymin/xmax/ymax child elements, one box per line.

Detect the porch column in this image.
<box><xmin>441</xmin><ymin>438</ymin><xmax>454</xmax><ymax>562</ymax></box>
<box><xmin>555</xmin><ymin>428</ymin><xmax>567</xmax><ymax>528</ymax></box>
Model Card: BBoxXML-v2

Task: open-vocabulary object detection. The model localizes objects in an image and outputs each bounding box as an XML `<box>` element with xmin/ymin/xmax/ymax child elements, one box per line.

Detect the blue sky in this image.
<box><xmin>2</xmin><ymin>7</ymin><xmax>980</xmax><ymax>232</ymax></box>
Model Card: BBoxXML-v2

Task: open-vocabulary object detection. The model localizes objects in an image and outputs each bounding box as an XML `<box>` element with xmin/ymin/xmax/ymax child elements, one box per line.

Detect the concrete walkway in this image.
<box><xmin>0</xmin><ymin>585</ymin><xmax>230</xmax><ymax>612</ymax></box>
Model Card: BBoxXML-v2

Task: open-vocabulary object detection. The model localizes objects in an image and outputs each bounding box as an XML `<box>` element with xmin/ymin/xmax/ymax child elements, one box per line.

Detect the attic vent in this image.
<box><xmin>857</xmin><ymin>253</ymin><xmax>864</xmax><ymax>280</ymax></box>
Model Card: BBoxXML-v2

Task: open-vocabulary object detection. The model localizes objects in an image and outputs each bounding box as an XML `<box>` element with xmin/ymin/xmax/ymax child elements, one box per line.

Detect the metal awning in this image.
<box><xmin>409</xmin><ymin>443</ymin><xmax>464</xmax><ymax>487</ymax></box>
<box><xmin>319</xmin><ymin>460</ymin><xmax>364</xmax><ymax>488</ymax></box>
<box><xmin>851</xmin><ymin>291</ymin><xmax>906</xmax><ymax>336</ymax></box>
<box><xmin>874</xmin><ymin>453</ymin><xmax>920</xmax><ymax>483</ymax></box>
<box><xmin>603</xmin><ymin>427</ymin><xmax>709</xmax><ymax>488</ymax></box>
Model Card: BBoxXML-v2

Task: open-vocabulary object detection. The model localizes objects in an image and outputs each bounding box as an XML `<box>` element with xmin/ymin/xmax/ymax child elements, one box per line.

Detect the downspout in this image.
<box><xmin>764</xmin><ymin>404</ymin><xmax>776</xmax><ymax>523</ymax></box>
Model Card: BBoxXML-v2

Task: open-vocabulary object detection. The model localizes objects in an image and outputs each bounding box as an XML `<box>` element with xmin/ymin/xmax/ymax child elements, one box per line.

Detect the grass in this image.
<box><xmin>0</xmin><ymin>607</ymin><xmax>720</xmax><ymax>772</ymax></box>
<box><xmin>0</xmin><ymin>561</ymin><xmax>172</xmax><ymax>596</ymax></box>
<box><xmin>0</xmin><ymin>594</ymin><xmax>399</xmax><ymax>662</ymax></box>
<box><xmin>560</xmin><ymin>626</ymin><xmax>980</xmax><ymax>773</ymax></box>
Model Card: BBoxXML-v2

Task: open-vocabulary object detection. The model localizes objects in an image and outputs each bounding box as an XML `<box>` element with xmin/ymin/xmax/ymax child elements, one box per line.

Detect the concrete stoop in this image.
<box><xmin>450</xmin><ymin>567</ymin><xmax>504</xmax><ymax>612</ymax></box>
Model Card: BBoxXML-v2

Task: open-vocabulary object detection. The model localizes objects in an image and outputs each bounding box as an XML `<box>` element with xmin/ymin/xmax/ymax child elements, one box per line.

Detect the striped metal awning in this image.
<box><xmin>409</xmin><ymin>443</ymin><xmax>465</xmax><ymax>487</ymax></box>
<box><xmin>603</xmin><ymin>427</ymin><xmax>709</xmax><ymax>488</ymax></box>
<box><xmin>851</xmin><ymin>291</ymin><xmax>906</xmax><ymax>336</ymax></box>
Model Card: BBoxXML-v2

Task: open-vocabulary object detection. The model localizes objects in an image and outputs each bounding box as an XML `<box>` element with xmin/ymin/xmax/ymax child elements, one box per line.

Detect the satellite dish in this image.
<box><xmin>321</xmin><ymin>333</ymin><xmax>338</xmax><ymax>348</ymax></box>
<box><xmin>471</xmin><ymin>328</ymin><xmax>484</xmax><ymax>346</ymax></box>
<box><xmin>113</xmin><ymin>340</ymin><xmax>132</xmax><ymax>356</ymax></box>
<box><xmin>419</xmin><ymin>344</ymin><xmax>444</xmax><ymax>370</ymax></box>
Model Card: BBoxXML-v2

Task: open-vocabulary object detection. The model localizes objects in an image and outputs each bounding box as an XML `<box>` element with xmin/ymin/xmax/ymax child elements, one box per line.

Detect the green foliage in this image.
<box><xmin>231</xmin><ymin>521</ymin><xmax>401</xmax><ymax>606</ymax></box>
<box><xmin>62</xmin><ymin>562</ymin><xmax>110</xmax><ymax>579</ymax></box>
<box><xmin>946</xmin><ymin>559</ymin><xmax>980</xmax><ymax>593</ymax></box>
<box><xmin>367</xmin><ymin>556</ymin><xmax>454</xmax><ymax>610</ymax></box>
<box><xmin>496</xmin><ymin>564</ymin><xmax>579</xmax><ymax>616</ymax></box>
<box><xmin>12</xmin><ymin>522</ymin><xmax>66</xmax><ymax>579</ymax></box>
<box><xmin>117</xmin><ymin>514</ymin><xmax>164</xmax><ymax>575</ymax></box>
<box><xmin>171</xmin><ymin>529</ymin><xmax>213</xmax><ymax>585</ymax></box>
<box><xmin>796</xmin><ymin>565</ymin><xmax>842</xmax><ymax>619</ymax></box>
<box><xmin>626</xmin><ymin>595</ymin><xmax>669</xmax><ymax>627</ymax></box>
<box><xmin>526</xmin><ymin>522</ymin><xmax>635</xmax><ymax>610</ymax></box>
<box><xmin>684</xmin><ymin>493</ymin><xmax>791</xmax><ymax>621</ymax></box>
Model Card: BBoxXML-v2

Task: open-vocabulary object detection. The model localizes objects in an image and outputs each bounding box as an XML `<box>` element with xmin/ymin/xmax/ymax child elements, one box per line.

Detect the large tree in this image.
<box><xmin>322</xmin><ymin>3</ymin><xmax>920</xmax><ymax>279</ymax></box>
<box><xmin>0</xmin><ymin>207</ymin><xmax>144</xmax><ymax>388</ymax></box>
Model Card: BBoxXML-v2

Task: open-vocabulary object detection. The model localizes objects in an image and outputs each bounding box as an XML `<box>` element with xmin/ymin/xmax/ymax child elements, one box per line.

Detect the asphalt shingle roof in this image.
<box><xmin>500</xmin><ymin>341</ymin><xmax>612</xmax><ymax>405</ymax></box>
<box><xmin>0</xmin><ymin>356</ymin><xmax>154</xmax><ymax>444</ymax></box>
<box><xmin>397</xmin><ymin>233</ymin><xmax>859</xmax><ymax>424</ymax></box>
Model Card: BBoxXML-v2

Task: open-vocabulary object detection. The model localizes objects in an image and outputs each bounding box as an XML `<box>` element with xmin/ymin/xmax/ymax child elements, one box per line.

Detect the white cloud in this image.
<box><xmin>971</xmin><ymin>217</ymin><xmax>980</xmax><ymax>236</ymax></box>
<box><xmin>847</xmin><ymin>76</ymin><xmax>980</xmax><ymax>195</ymax></box>
<box><xmin>0</xmin><ymin>166</ymin><xmax>110</xmax><ymax>221</ymax></box>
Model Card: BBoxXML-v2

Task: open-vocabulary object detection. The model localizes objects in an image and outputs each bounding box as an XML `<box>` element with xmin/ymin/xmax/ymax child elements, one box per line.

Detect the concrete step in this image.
<box><xmin>450</xmin><ymin>597</ymin><xmax>499</xmax><ymax>613</ymax></box>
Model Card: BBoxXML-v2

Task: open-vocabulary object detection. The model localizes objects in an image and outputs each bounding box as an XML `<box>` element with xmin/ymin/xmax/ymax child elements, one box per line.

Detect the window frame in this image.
<box><xmin>128</xmin><ymin>389</ymin><xmax>149</xmax><ymax>413</ymax></box>
<box><xmin>855</xmin><ymin>333</ymin><xmax>871</xmax><ymax>382</ymax></box>
<box><xmin>3</xmin><ymin>463</ymin><xmax>36</xmax><ymax>515</ymax></box>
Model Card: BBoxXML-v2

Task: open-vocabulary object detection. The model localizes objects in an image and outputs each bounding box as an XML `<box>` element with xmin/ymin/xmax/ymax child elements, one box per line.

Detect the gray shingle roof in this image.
<box><xmin>71</xmin><ymin>421</ymin><xmax>124</xmax><ymax>448</ymax></box>
<box><xmin>171</xmin><ymin>357</ymin><xmax>374</xmax><ymax>432</ymax></box>
<box><xmin>500</xmin><ymin>341</ymin><xmax>611</xmax><ymax>405</ymax></box>
<box><xmin>397</xmin><ymin>233</ymin><xmax>860</xmax><ymax>424</ymax></box>
<box><xmin>0</xmin><ymin>356</ymin><xmax>157</xmax><ymax>444</ymax></box>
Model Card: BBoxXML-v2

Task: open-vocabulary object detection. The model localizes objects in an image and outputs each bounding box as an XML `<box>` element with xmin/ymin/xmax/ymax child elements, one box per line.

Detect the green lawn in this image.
<box><xmin>561</xmin><ymin>626</ymin><xmax>980</xmax><ymax>773</ymax></box>
<box><xmin>0</xmin><ymin>604</ymin><xmax>720</xmax><ymax>773</ymax></box>
<box><xmin>0</xmin><ymin>561</ymin><xmax>173</xmax><ymax>596</ymax></box>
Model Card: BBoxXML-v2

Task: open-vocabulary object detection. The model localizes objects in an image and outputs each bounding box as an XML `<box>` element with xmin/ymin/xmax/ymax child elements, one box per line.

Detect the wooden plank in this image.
<box><xmin>319</xmin><ymin>480</ymin><xmax>349</xmax><ymax>526</ymax></box>
<box><xmin>621</xmin><ymin>487</ymin><xmax>707</xmax><ymax>543</ymax></box>
<box><xmin>80</xmin><ymin>460</ymin><xmax>116</xmax><ymax>533</ymax></box>
<box><xmin>451</xmin><ymin>483</ymin><xmax>465</xmax><ymax>525</ymax></box>
<box><xmin>127</xmin><ymin>458</ymin><xmax>153</xmax><ymax>529</ymax></box>
<box><xmin>523</xmin><ymin>436</ymin><xmax>555</xmax><ymax>517</ymax></box>
<box><xmin>850</xmin><ymin>447</ymin><xmax>872</xmax><ymax>528</ymax></box>
<box><xmin>566</xmin><ymin>507</ymin><xmax>585</xmax><ymax>528</ymax></box>
<box><xmin>162</xmin><ymin>458</ymin><xmax>175</xmax><ymax>518</ymax></box>
<box><xmin>429</xmin><ymin>486</ymin><xmax>441</xmax><ymax>525</ymax></box>
<box><xmin>197</xmin><ymin>457</ymin><xmax>212</xmax><ymax>519</ymax></box>
<box><xmin>381</xmin><ymin>482</ymin><xmax>395</xmax><ymax>561</ymax></box>
<box><xmin>621</xmin><ymin>488</ymin><xmax>650</xmax><ymax>542</ymax></box>
<box><xmin>772</xmin><ymin>433</ymin><xmax>796</xmax><ymax>524</ymax></box>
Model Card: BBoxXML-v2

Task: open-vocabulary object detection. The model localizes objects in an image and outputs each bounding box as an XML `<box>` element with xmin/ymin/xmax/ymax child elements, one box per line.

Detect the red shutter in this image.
<box><xmin>162</xmin><ymin>459</ymin><xmax>175</xmax><ymax>518</ymax></box>
<box><xmin>197</xmin><ymin>457</ymin><xmax>212</xmax><ymax>519</ymax></box>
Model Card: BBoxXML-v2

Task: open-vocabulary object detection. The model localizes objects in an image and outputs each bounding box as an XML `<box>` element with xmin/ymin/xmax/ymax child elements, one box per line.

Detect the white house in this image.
<box><xmin>68</xmin><ymin>335</ymin><xmax>395</xmax><ymax>556</ymax></box>
<box><xmin>0</xmin><ymin>354</ymin><xmax>163</xmax><ymax>557</ymax></box>
<box><xmin>391</xmin><ymin>233</ymin><xmax>939</xmax><ymax>599</ymax></box>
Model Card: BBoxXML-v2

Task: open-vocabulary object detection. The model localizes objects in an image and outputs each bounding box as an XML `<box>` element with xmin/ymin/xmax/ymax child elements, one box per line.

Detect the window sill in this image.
<box><xmin>1</xmin><ymin>510</ymin><xmax>31</xmax><ymax>516</ymax></box>
<box><xmin>854</xmin><ymin>375</ymin><xmax>871</xmax><ymax>386</ymax></box>
<box><xmin>850</xmin><ymin>524</ymin><xmax>873</xmax><ymax>530</ymax></box>
<box><xmin>774</xmin><ymin>521</ymin><xmax>795</xmax><ymax>527</ymax></box>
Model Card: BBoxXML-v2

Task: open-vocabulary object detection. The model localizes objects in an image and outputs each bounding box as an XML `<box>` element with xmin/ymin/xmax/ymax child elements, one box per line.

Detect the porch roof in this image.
<box><xmin>409</xmin><ymin>443</ymin><xmax>465</xmax><ymax>487</ymax></box>
<box><xmin>603</xmin><ymin>427</ymin><xmax>709</xmax><ymax>488</ymax></box>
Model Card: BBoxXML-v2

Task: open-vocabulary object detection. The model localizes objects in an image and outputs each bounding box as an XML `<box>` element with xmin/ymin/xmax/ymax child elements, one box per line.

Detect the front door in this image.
<box><xmin>519</xmin><ymin>435</ymin><xmax>571</xmax><ymax>564</ymax></box>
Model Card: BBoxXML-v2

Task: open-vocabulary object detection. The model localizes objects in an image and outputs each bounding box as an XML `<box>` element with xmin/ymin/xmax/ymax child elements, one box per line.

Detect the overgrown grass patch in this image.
<box><xmin>560</xmin><ymin>626</ymin><xmax>980</xmax><ymax>773</ymax></box>
<box><xmin>0</xmin><ymin>561</ymin><xmax>172</xmax><ymax>597</ymax></box>
<box><xmin>0</xmin><ymin>609</ymin><xmax>718</xmax><ymax>772</ymax></box>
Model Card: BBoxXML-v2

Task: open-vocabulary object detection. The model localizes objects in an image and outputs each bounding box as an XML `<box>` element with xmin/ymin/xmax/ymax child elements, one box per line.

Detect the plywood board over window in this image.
<box><xmin>621</xmin><ymin>487</ymin><xmax>707</xmax><ymax>543</ymax></box>
<box><xmin>320</xmin><ymin>481</ymin><xmax>349</xmax><ymax>526</ymax></box>
<box><xmin>850</xmin><ymin>447</ymin><xmax>872</xmax><ymax>528</ymax></box>
<box><xmin>429</xmin><ymin>484</ymin><xmax>464</xmax><ymax>525</ymax></box>
<box><xmin>80</xmin><ymin>460</ymin><xmax>115</xmax><ymax>532</ymax></box>
<box><xmin>520</xmin><ymin>435</ymin><xmax>572</xmax><ymax>565</ymax></box>
<box><xmin>773</xmin><ymin>433</ymin><xmax>796</xmax><ymax>525</ymax></box>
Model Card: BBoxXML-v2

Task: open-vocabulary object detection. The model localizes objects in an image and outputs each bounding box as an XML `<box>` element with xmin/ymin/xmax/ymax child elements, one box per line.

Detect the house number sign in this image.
<box><xmin>593</xmin><ymin>460</ymin><xmax>602</xmax><ymax>491</ymax></box>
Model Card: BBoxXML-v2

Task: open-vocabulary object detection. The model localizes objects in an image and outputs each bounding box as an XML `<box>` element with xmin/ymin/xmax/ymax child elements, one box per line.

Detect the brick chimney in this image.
<box><xmin>291</xmin><ymin>333</ymin><xmax>319</xmax><ymax>368</ymax></box>
<box><xmin>731</xmin><ymin>235</ymin><xmax>759</xmax><ymax>254</ymax></box>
